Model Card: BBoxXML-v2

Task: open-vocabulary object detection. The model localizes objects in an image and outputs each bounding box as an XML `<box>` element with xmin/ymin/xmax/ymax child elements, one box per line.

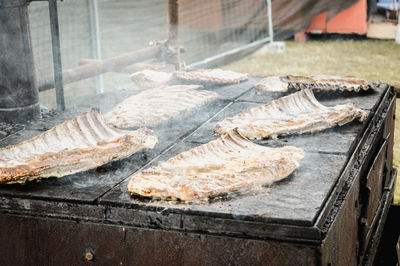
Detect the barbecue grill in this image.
<box><xmin>0</xmin><ymin>0</ymin><xmax>397</xmax><ymax>265</ymax></box>
<box><xmin>0</xmin><ymin>76</ymin><xmax>396</xmax><ymax>265</ymax></box>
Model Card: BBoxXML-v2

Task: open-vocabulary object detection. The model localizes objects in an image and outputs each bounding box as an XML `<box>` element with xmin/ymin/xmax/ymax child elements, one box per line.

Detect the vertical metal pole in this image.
<box><xmin>167</xmin><ymin>0</ymin><xmax>181</xmax><ymax>70</ymax></box>
<box><xmin>396</xmin><ymin>11</ymin><xmax>400</xmax><ymax>44</ymax></box>
<box><xmin>266</xmin><ymin>0</ymin><xmax>274</xmax><ymax>42</ymax></box>
<box><xmin>87</xmin><ymin>0</ymin><xmax>104</xmax><ymax>94</ymax></box>
<box><xmin>48</xmin><ymin>0</ymin><xmax>65</xmax><ymax>111</ymax></box>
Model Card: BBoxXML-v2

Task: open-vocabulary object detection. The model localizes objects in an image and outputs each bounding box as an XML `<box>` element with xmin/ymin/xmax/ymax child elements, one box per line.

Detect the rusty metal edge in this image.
<box><xmin>0</xmin><ymin>194</ymin><xmax>322</xmax><ymax>244</ymax></box>
<box><xmin>358</xmin><ymin>138</ymin><xmax>388</xmax><ymax>253</ymax></box>
<box><xmin>361</xmin><ymin>168</ymin><xmax>397</xmax><ymax>265</ymax></box>
<box><xmin>314</xmin><ymin>85</ymin><xmax>394</xmax><ymax>234</ymax></box>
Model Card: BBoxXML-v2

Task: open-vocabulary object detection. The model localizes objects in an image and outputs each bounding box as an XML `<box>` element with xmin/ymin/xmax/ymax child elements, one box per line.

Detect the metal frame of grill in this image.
<box><xmin>0</xmin><ymin>77</ymin><xmax>396</xmax><ymax>265</ymax></box>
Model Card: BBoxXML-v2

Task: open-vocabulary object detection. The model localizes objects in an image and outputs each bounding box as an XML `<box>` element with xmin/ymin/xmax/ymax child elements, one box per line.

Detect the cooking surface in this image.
<box><xmin>0</xmin><ymin>78</ymin><xmax>257</xmax><ymax>202</ymax></box>
<box><xmin>101</xmin><ymin>143</ymin><xmax>347</xmax><ymax>226</ymax></box>
<box><xmin>0</xmin><ymin>77</ymin><xmax>389</xmax><ymax>228</ymax></box>
<box><xmin>99</xmin><ymin>102</ymin><xmax>368</xmax><ymax>225</ymax></box>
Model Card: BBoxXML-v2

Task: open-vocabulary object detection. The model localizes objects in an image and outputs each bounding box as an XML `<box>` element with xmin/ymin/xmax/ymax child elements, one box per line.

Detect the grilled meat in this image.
<box><xmin>128</xmin><ymin>129</ymin><xmax>305</xmax><ymax>202</ymax></box>
<box><xmin>255</xmin><ymin>75</ymin><xmax>379</xmax><ymax>93</ymax></box>
<box><xmin>104</xmin><ymin>85</ymin><xmax>218</xmax><ymax>128</ymax></box>
<box><xmin>214</xmin><ymin>89</ymin><xmax>367</xmax><ymax>139</ymax></box>
<box><xmin>130</xmin><ymin>70</ymin><xmax>173</xmax><ymax>89</ymax></box>
<box><xmin>174</xmin><ymin>69</ymin><xmax>248</xmax><ymax>85</ymax></box>
<box><xmin>254</xmin><ymin>76</ymin><xmax>288</xmax><ymax>92</ymax></box>
<box><xmin>0</xmin><ymin>109</ymin><xmax>158</xmax><ymax>184</ymax></box>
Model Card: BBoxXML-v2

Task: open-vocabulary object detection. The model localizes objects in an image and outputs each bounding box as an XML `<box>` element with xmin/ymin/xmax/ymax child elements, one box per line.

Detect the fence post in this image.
<box><xmin>167</xmin><ymin>0</ymin><xmax>181</xmax><ymax>70</ymax></box>
<box><xmin>266</xmin><ymin>0</ymin><xmax>274</xmax><ymax>42</ymax></box>
<box><xmin>87</xmin><ymin>0</ymin><xmax>104</xmax><ymax>94</ymax></box>
<box><xmin>48</xmin><ymin>0</ymin><xmax>65</xmax><ymax>111</ymax></box>
<box><xmin>396</xmin><ymin>14</ymin><xmax>400</xmax><ymax>44</ymax></box>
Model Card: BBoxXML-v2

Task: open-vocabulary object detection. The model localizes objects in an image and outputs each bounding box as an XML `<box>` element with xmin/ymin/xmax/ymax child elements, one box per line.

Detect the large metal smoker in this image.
<box><xmin>0</xmin><ymin>0</ymin><xmax>397</xmax><ymax>265</ymax></box>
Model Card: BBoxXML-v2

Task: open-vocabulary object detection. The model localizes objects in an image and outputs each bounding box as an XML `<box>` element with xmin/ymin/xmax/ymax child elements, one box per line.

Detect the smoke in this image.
<box><xmin>29</xmin><ymin>0</ymin><xmax>167</xmax><ymax>109</ymax></box>
<box><xmin>26</xmin><ymin>0</ymin><xmax>271</xmax><ymax>111</ymax></box>
<box><xmin>0</xmin><ymin>0</ymin><xmax>272</xmax><ymax>203</ymax></box>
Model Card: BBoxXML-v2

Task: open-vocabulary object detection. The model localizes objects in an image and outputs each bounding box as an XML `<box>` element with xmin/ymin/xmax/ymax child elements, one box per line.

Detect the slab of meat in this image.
<box><xmin>255</xmin><ymin>75</ymin><xmax>379</xmax><ymax>93</ymax></box>
<box><xmin>0</xmin><ymin>109</ymin><xmax>158</xmax><ymax>184</ymax></box>
<box><xmin>128</xmin><ymin>129</ymin><xmax>305</xmax><ymax>202</ymax></box>
<box><xmin>130</xmin><ymin>70</ymin><xmax>173</xmax><ymax>89</ymax></box>
<box><xmin>174</xmin><ymin>69</ymin><xmax>248</xmax><ymax>85</ymax></box>
<box><xmin>214</xmin><ymin>89</ymin><xmax>367</xmax><ymax>140</ymax></box>
<box><xmin>254</xmin><ymin>76</ymin><xmax>288</xmax><ymax>92</ymax></box>
<box><xmin>104</xmin><ymin>85</ymin><xmax>218</xmax><ymax>128</ymax></box>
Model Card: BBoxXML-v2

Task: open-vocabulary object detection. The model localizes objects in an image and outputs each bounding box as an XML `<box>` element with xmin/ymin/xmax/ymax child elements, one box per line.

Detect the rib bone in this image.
<box><xmin>128</xmin><ymin>129</ymin><xmax>305</xmax><ymax>202</ymax></box>
<box><xmin>104</xmin><ymin>85</ymin><xmax>218</xmax><ymax>128</ymax></box>
<box><xmin>174</xmin><ymin>69</ymin><xmax>248</xmax><ymax>85</ymax></box>
<box><xmin>214</xmin><ymin>89</ymin><xmax>367</xmax><ymax>139</ymax></box>
<box><xmin>255</xmin><ymin>75</ymin><xmax>379</xmax><ymax>93</ymax></box>
<box><xmin>0</xmin><ymin>109</ymin><xmax>158</xmax><ymax>184</ymax></box>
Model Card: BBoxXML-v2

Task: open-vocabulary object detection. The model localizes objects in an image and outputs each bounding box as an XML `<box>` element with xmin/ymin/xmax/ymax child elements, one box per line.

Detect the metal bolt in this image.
<box><xmin>85</xmin><ymin>252</ymin><xmax>94</xmax><ymax>261</ymax></box>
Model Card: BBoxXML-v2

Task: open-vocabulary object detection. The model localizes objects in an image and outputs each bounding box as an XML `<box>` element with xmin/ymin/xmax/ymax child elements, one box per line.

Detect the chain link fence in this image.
<box><xmin>179</xmin><ymin>0</ymin><xmax>272</xmax><ymax>67</ymax></box>
<box><xmin>28</xmin><ymin>0</ymin><xmax>272</xmax><ymax>109</ymax></box>
<box><xmin>29</xmin><ymin>0</ymin><xmax>94</xmax><ymax>108</ymax></box>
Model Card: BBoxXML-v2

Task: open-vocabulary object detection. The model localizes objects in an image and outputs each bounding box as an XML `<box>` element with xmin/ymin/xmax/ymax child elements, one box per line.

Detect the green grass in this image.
<box><xmin>223</xmin><ymin>40</ymin><xmax>400</xmax><ymax>203</ymax></box>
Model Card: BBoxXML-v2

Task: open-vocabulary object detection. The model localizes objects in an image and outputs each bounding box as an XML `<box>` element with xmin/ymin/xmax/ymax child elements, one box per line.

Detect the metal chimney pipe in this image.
<box><xmin>0</xmin><ymin>0</ymin><xmax>40</xmax><ymax>123</ymax></box>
